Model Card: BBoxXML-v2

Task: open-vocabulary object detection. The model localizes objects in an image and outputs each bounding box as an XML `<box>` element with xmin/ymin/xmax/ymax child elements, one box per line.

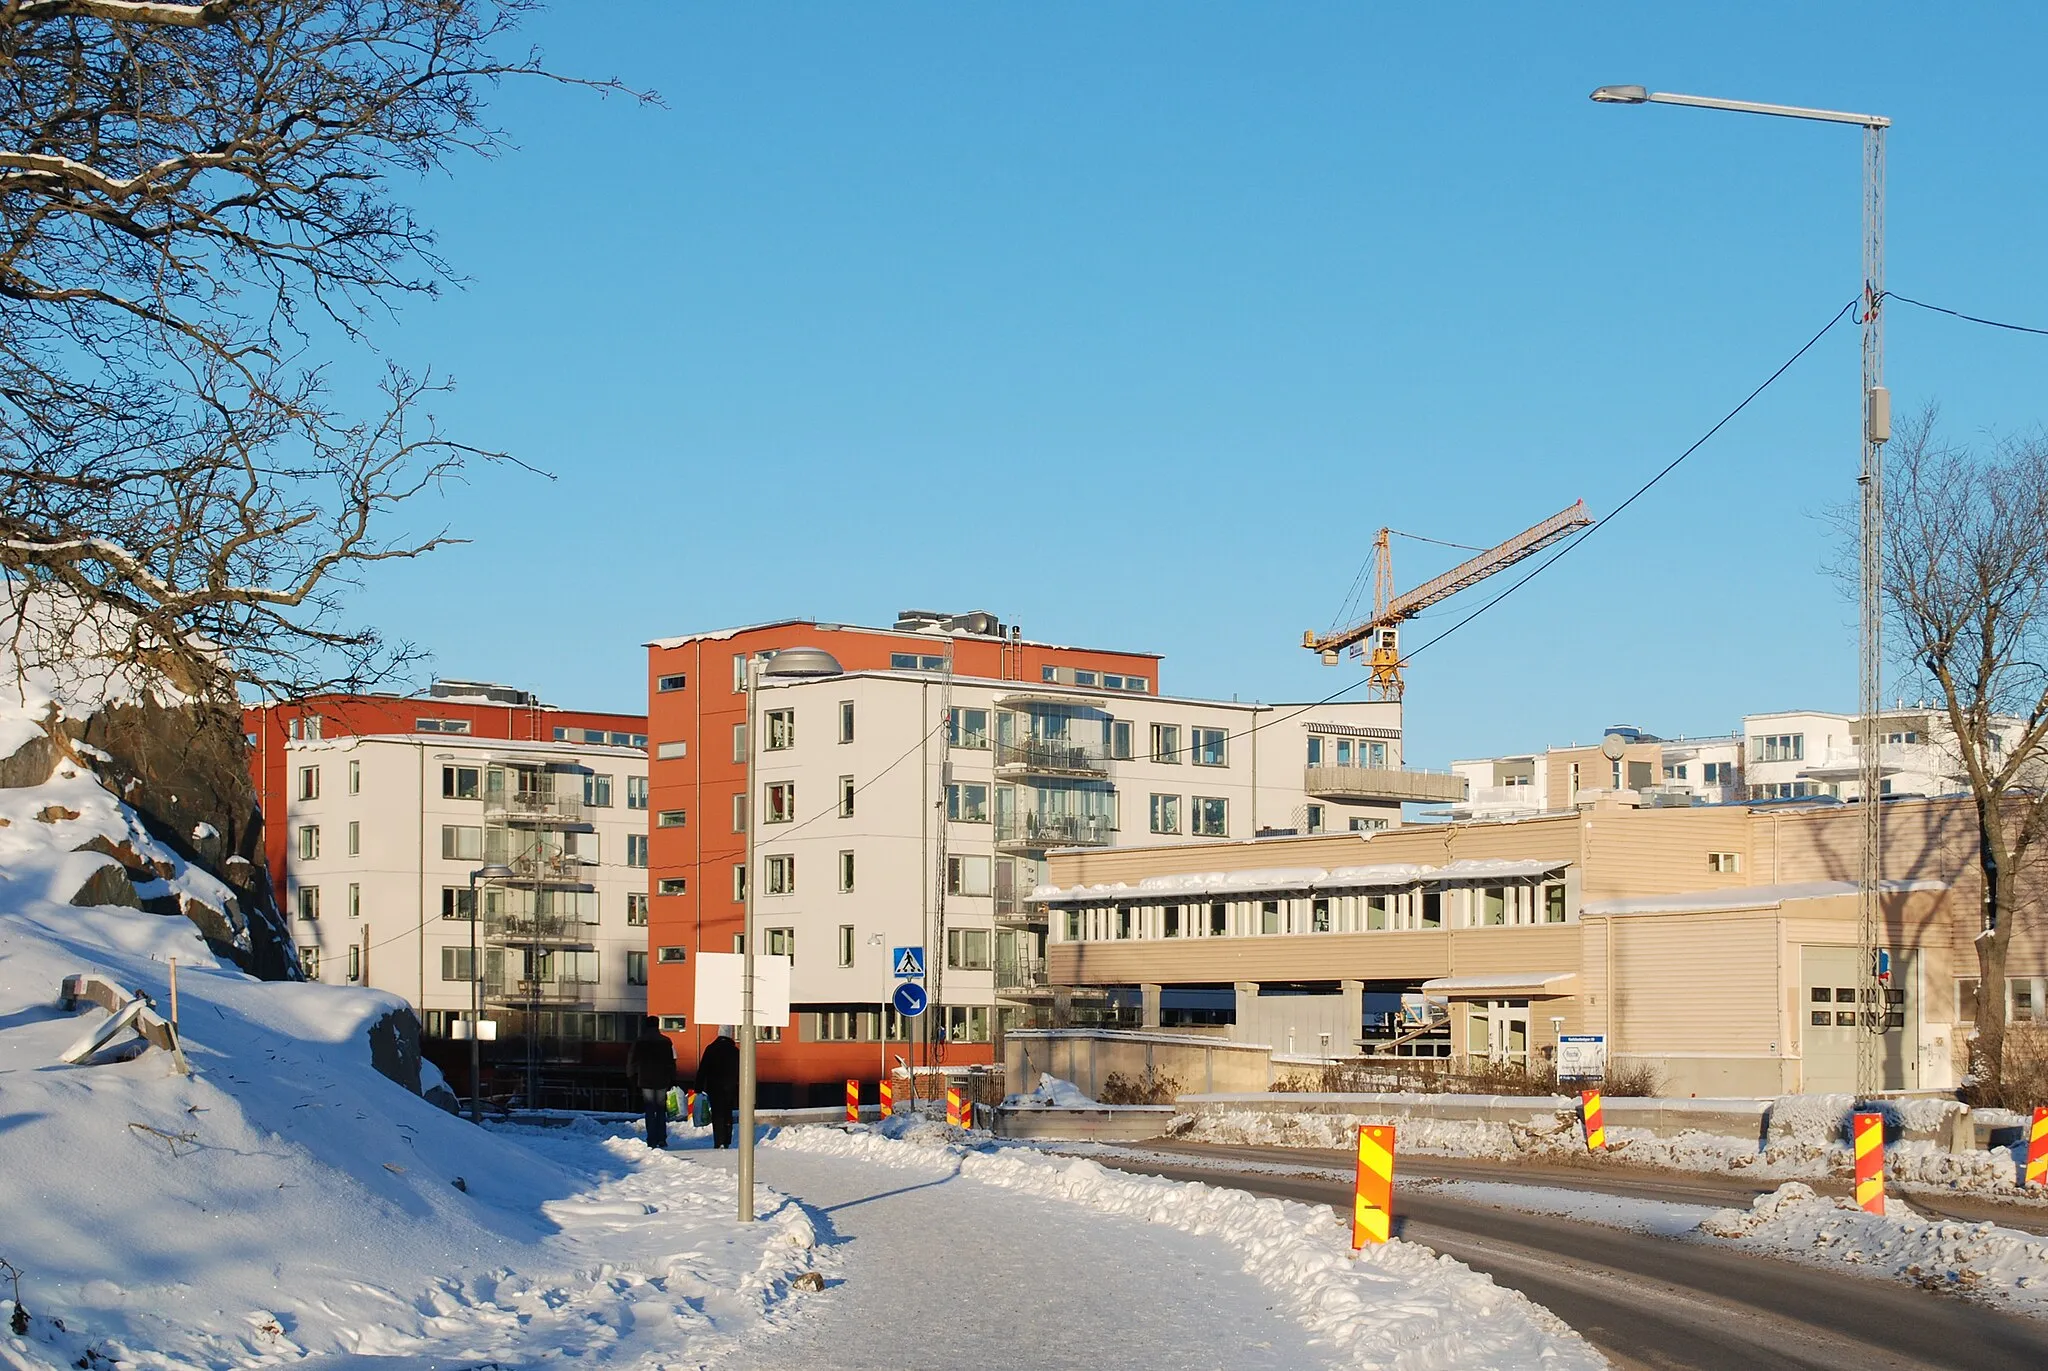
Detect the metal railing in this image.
<box><xmin>483</xmin><ymin>788</ymin><xmax>584</xmax><ymax>825</ymax></box>
<box><xmin>1303</xmin><ymin>764</ymin><xmax>1466</xmax><ymax>804</ymax></box>
<box><xmin>995</xmin><ymin>737</ymin><xmax>1110</xmax><ymax>777</ymax></box>
<box><xmin>483</xmin><ymin>974</ymin><xmax>595</xmax><ymax>1007</ymax></box>
<box><xmin>500</xmin><ymin>847</ymin><xmax>590</xmax><ymax>885</ymax></box>
<box><xmin>994</xmin><ymin>812</ymin><xmax>1115</xmax><ymax>851</ymax></box>
<box><xmin>482</xmin><ymin>909</ymin><xmax>599</xmax><ymax>946</ymax></box>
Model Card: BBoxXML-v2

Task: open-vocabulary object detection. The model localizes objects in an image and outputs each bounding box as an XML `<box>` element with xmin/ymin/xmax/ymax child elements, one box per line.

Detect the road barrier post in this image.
<box><xmin>1853</xmin><ymin>1111</ymin><xmax>1886</xmax><ymax>1215</ymax></box>
<box><xmin>946</xmin><ymin>1086</ymin><xmax>962</xmax><ymax>1127</ymax></box>
<box><xmin>846</xmin><ymin>1079</ymin><xmax>859</xmax><ymax>1124</ymax></box>
<box><xmin>1352</xmin><ymin>1124</ymin><xmax>1395</xmax><ymax>1248</ymax></box>
<box><xmin>684</xmin><ymin>1089</ymin><xmax>697</xmax><ymax>1125</ymax></box>
<box><xmin>2025</xmin><ymin>1107</ymin><xmax>2047</xmax><ymax>1188</ymax></box>
<box><xmin>880</xmin><ymin>1079</ymin><xmax>895</xmax><ymax>1118</ymax></box>
<box><xmin>1580</xmin><ymin>1089</ymin><xmax>1605</xmax><ymax>1152</ymax></box>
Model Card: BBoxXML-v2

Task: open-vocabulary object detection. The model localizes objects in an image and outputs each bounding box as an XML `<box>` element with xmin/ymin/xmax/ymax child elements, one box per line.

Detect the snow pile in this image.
<box><xmin>764</xmin><ymin>1125</ymin><xmax>1604</xmax><ymax>1370</ymax></box>
<box><xmin>1003</xmin><ymin>1073</ymin><xmax>1100</xmax><ymax>1109</ymax></box>
<box><xmin>1174</xmin><ymin>1108</ymin><xmax>1530</xmax><ymax>1157</ymax></box>
<box><xmin>0</xmin><ymin>739</ymin><xmax>811</xmax><ymax>1367</ymax></box>
<box><xmin>1703</xmin><ymin>1182</ymin><xmax>2048</xmax><ymax>1316</ymax></box>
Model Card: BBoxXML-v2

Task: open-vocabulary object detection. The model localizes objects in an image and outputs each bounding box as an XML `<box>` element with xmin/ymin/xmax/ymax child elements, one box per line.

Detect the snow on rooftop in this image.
<box><xmin>1580</xmin><ymin>878</ymin><xmax>1948</xmax><ymax>917</ymax></box>
<box><xmin>1033</xmin><ymin>858</ymin><xmax>1566</xmax><ymax>903</ymax></box>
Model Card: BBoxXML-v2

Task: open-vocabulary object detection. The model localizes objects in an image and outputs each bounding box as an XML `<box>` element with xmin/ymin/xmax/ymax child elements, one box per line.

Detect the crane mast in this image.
<box><xmin>1304</xmin><ymin>500</ymin><xmax>1593</xmax><ymax>700</ymax></box>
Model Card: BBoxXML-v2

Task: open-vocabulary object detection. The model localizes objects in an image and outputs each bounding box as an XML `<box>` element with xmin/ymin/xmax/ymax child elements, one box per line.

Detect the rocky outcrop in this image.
<box><xmin>366</xmin><ymin>1006</ymin><xmax>423</xmax><ymax>1095</ymax></box>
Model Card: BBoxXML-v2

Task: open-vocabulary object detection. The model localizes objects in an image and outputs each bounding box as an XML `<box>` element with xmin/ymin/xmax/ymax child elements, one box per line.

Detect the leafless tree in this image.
<box><xmin>1873</xmin><ymin>408</ymin><xmax>2048</xmax><ymax>1097</ymax></box>
<box><xmin>0</xmin><ymin>1</ymin><xmax>646</xmax><ymax>701</ymax></box>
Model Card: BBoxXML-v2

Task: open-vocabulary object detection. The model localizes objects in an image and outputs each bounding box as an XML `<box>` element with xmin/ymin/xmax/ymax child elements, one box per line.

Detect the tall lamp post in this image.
<box><xmin>466</xmin><ymin>863</ymin><xmax>516</xmax><ymax>1123</ymax></box>
<box><xmin>1592</xmin><ymin>85</ymin><xmax>1891</xmax><ymax>1094</ymax></box>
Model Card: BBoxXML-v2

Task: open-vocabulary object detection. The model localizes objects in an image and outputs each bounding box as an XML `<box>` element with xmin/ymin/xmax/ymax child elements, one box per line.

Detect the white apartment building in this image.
<box><xmin>278</xmin><ymin>732</ymin><xmax>651</xmax><ymax>1045</ymax></box>
<box><xmin>739</xmin><ymin>661</ymin><xmax>1451</xmax><ymax>1038</ymax></box>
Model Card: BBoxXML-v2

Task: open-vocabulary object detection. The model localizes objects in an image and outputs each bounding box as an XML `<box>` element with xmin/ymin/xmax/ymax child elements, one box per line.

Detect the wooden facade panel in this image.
<box><xmin>1607</xmin><ymin>910</ymin><xmax>1780</xmax><ymax>1056</ymax></box>
<box><xmin>1581</xmin><ymin>807</ymin><xmax>1753</xmax><ymax>899</ymax></box>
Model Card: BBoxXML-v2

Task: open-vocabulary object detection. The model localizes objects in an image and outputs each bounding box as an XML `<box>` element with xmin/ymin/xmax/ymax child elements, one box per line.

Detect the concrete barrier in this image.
<box><xmin>991</xmin><ymin>1104</ymin><xmax>1179</xmax><ymax>1142</ymax></box>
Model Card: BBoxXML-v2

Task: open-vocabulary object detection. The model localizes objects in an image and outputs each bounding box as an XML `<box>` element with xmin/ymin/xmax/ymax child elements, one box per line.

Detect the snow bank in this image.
<box><xmin>1703</xmin><ymin>1182</ymin><xmax>2048</xmax><ymax>1317</ymax></box>
<box><xmin>1002</xmin><ymin>1073</ymin><xmax>1099</xmax><ymax>1109</ymax></box>
<box><xmin>764</xmin><ymin>1125</ymin><xmax>1603</xmax><ymax>1370</ymax></box>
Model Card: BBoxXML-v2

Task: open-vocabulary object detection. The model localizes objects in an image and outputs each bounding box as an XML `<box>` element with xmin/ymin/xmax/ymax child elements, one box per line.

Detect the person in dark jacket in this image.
<box><xmin>695</xmin><ymin>1028</ymin><xmax>741</xmax><ymax>1149</ymax></box>
<box><xmin>625</xmin><ymin>1017</ymin><xmax>678</xmax><ymax>1149</ymax></box>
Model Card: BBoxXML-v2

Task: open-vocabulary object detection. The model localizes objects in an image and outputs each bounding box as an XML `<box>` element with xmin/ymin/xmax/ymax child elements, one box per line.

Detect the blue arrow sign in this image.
<box><xmin>891</xmin><ymin>946</ymin><xmax>926</xmax><ymax>979</ymax></box>
<box><xmin>892</xmin><ymin>981</ymin><xmax>929</xmax><ymax>1018</ymax></box>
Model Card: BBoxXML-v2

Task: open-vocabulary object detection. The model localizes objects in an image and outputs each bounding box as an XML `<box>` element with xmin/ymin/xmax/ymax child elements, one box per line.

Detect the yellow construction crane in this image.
<box><xmin>1304</xmin><ymin>500</ymin><xmax>1593</xmax><ymax>700</ymax></box>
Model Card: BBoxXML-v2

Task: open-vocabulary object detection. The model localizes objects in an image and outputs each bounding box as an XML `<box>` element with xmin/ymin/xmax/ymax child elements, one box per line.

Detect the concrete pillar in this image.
<box><xmin>1340</xmin><ymin>980</ymin><xmax>1364</xmax><ymax>1055</ymax></box>
<box><xmin>1234</xmin><ymin>981</ymin><xmax>1260</xmax><ymax>1044</ymax></box>
<box><xmin>1141</xmin><ymin>983</ymin><xmax>1163</xmax><ymax>1030</ymax></box>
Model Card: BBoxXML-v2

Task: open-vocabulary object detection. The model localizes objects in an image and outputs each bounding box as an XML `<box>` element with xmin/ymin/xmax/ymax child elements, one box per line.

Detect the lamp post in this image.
<box><xmin>466</xmin><ymin>863</ymin><xmax>516</xmax><ymax>1123</ymax></box>
<box><xmin>1592</xmin><ymin>84</ymin><xmax>1891</xmax><ymax>1096</ymax></box>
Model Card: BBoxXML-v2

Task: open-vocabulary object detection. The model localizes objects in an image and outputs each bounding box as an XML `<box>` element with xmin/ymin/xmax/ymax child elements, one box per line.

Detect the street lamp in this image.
<box><xmin>1593</xmin><ymin>85</ymin><xmax>1891</xmax><ymax>1094</ymax></box>
<box><xmin>466</xmin><ymin>863</ymin><xmax>515</xmax><ymax>1124</ymax></box>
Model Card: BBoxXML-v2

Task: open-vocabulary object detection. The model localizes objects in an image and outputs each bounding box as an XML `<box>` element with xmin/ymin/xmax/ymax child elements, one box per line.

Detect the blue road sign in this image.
<box><xmin>892</xmin><ymin>946</ymin><xmax>926</xmax><ymax>979</ymax></box>
<box><xmin>892</xmin><ymin>981</ymin><xmax>929</xmax><ymax>1017</ymax></box>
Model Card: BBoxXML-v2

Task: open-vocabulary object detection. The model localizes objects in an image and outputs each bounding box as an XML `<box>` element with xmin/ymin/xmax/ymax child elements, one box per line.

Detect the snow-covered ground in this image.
<box><xmin>759</xmin><ymin>1118</ymin><xmax>1605</xmax><ymax>1370</ymax></box>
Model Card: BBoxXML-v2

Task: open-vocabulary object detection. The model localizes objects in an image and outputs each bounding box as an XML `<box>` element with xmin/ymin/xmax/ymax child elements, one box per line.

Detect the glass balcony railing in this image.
<box><xmin>483</xmin><ymin>788</ymin><xmax>584</xmax><ymax>825</ymax></box>
<box><xmin>994</xmin><ymin>813</ymin><xmax>1115</xmax><ymax>851</ymax></box>
<box><xmin>994</xmin><ymin>737</ymin><xmax>1110</xmax><ymax>778</ymax></box>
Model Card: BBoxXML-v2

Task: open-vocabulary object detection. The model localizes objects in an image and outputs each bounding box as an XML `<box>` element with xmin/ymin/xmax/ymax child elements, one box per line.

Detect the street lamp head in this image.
<box><xmin>469</xmin><ymin>863</ymin><xmax>516</xmax><ymax>883</ymax></box>
<box><xmin>1590</xmin><ymin>84</ymin><xmax>1649</xmax><ymax>104</ymax></box>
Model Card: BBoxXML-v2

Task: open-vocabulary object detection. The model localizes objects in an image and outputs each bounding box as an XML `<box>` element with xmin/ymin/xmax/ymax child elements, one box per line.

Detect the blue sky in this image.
<box><xmin>352</xmin><ymin>2</ymin><xmax>2048</xmax><ymax>767</ymax></box>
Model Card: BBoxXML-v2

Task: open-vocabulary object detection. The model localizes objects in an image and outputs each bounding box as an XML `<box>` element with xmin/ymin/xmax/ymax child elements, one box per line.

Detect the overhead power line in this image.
<box><xmin>1881</xmin><ymin>290</ymin><xmax>2048</xmax><ymax>339</ymax></box>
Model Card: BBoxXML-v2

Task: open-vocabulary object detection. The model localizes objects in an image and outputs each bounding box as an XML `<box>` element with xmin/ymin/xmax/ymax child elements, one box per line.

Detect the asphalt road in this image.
<box><xmin>1088</xmin><ymin>1142</ymin><xmax>2048</xmax><ymax>1371</ymax></box>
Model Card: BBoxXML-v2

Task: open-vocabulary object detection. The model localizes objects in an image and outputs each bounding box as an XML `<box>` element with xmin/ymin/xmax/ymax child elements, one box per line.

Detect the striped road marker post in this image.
<box><xmin>880</xmin><ymin>1078</ymin><xmax>895</xmax><ymax>1118</ymax></box>
<box><xmin>1580</xmin><ymin>1089</ymin><xmax>1605</xmax><ymax>1152</ymax></box>
<box><xmin>1352</xmin><ymin>1124</ymin><xmax>1395</xmax><ymax>1248</ymax></box>
<box><xmin>946</xmin><ymin>1087</ymin><xmax>962</xmax><ymax>1127</ymax></box>
<box><xmin>2025</xmin><ymin>1107</ymin><xmax>2047</xmax><ymax>1189</ymax></box>
<box><xmin>684</xmin><ymin>1089</ymin><xmax>697</xmax><ymax>1125</ymax></box>
<box><xmin>1853</xmin><ymin>1111</ymin><xmax>1886</xmax><ymax>1215</ymax></box>
<box><xmin>846</xmin><ymin>1079</ymin><xmax>860</xmax><ymax>1124</ymax></box>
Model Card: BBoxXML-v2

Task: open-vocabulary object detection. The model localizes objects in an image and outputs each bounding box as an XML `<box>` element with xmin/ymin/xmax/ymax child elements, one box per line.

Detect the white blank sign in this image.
<box><xmin>694</xmin><ymin>952</ymin><xmax>791</xmax><ymax>1028</ymax></box>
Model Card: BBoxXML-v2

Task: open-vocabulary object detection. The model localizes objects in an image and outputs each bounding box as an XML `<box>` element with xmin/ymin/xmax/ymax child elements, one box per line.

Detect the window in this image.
<box><xmin>657</xmin><ymin>945</ymin><xmax>688</xmax><ymax>964</ymax></box>
<box><xmin>657</xmin><ymin>673</ymin><xmax>688</xmax><ymax>693</ymax></box>
<box><xmin>733</xmin><ymin>792</ymin><xmax>748</xmax><ymax>832</ymax></box>
<box><xmin>1151</xmin><ymin>723</ymin><xmax>1181</xmax><ymax>763</ymax></box>
<box><xmin>1042</xmin><ymin>665</ymin><xmax>1057</xmax><ymax>682</ymax></box>
<box><xmin>765</xmin><ymin>854</ymin><xmax>796</xmax><ymax>895</ymax></box>
<box><xmin>764</xmin><ymin>927</ymin><xmax>795</xmax><ymax>958</ymax></box>
<box><xmin>441</xmin><ymin>887</ymin><xmax>477</xmax><ymax>920</ymax></box>
<box><xmin>300</xmin><ymin>947</ymin><xmax>320</xmax><ymax>979</ymax></box>
<box><xmin>1192</xmin><ymin>796</ymin><xmax>1227</xmax><ymax>837</ymax></box>
<box><xmin>1312</xmin><ymin>898</ymin><xmax>1331</xmax><ymax>933</ymax></box>
<box><xmin>891</xmin><ymin>651</ymin><xmax>946</xmax><ymax>671</ymax></box>
<box><xmin>1307</xmin><ymin>737</ymin><xmax>1323</xmax><ymax>766</ymax></box>
<box><xmin>947</xmin><ymin>782</ymin><xmax>989</xmax><ymax>822</ymax></box>
<box><xmin>1110</xmin><ymin>720</ymin><xmax>1133</xmax><ymax>760</ymax></box>
<box><xmin>733</xmin><ymin>864</ymin><xmax>748</xmax><ymax>902</ymax></box>
<box><xmin>627</xmin><ymin>892</ymin><xmax>649</xmax><ymax>926</ymax></box>
<box><xmin>1481</xmin><ymin>887</ymin><xmax>1506</xmax><ymax>926</ymax></box>
<box><xmin>1073</xmin><ymin>670</ymin><xmax>1097</xmax><ymax>688</ymax></box>
<box><xmin>656</xmin><ymin>876</ymin><xmax>686</xmax><ymax>896</ymax></box>
<box><xmin>1663</xmin><ymin>763</ymin><xmax>1687</xmax><ymax>781</ymax></box>
<box><xmin>627</xmin><ymin>834</ymin><xmax>650</xmax><ymax>868</ymax></box>
<box><xmin>626</xmin><ymin>775</ymin><xmax>648</xmax><ymax>810</ymax></box>
<box><xmin>1305</xmin><ymin>804</ymin><xmax>1325</xmax><ymax>835</ymax></box>
<box><xmin>839</xmin><ymin>849</ymin><xmax>856</xmax><ymax>892</ymax></box>
<box><xmin>441</xmin><ymin>825</ymin><xmax>481</xmax><ymax>861</ymax></box>
<box><xmin>298</xmin><ymin>766</ymin><xmax>319</xmax><ymax>801</ymax></box>
<box><xmin>1192</xmin><ymin>727</ymin><xmax>1227</xmax><ymax>767</ymax></box>
<box><xmin>839</xmin><ymin>925</ymin><xmax>856</xmax><ymax>967</ymax></box>
<box><xmin>947</xmin><ymin>707</ymin><xmax>990</xmax><ymax>749</ymax></box>
<box><xmin>1260</xmin><ymin>901</ymin><xmax>1281</xmax><ymax>935</ymax></box>
<box><xmin>346</xmin><ymin>820</ymin><xmax>360</xmax><ymax>857</ymax></box>
<box><xmin>297</xmin><ymin>885</ymin><xmax>320</xmax><ymax>921</ymax></box>
<box><xmin>659</xmin><ymin>1015</ymin><xmax>689</xmax><ymax>1032</ymax></box>
<box><xmin>732</xmin><ymin>723</ymin><xmax>747</xmax><ymax>762</ymax></box>
<box><xmin>943</xmin><ymin>1006</ymin><xmax>991</xmax><ymax>1044</ymax></box>
<box><xmin>415</xmin><ymin>717</ymin><xmax>471</xmax><ymax>735</ymax></box>
<box><xmin>1544</xmin><ymin>884</ymin><xmax>1567</xmax><ymax>923</ymax></box>
<box><xmin>1209</xmin><ymin>902</ymin><xmax>1227</xmax><ymax>936</ymax></box>
<box><xmin>1755</xmin><ymin>733</ymin><xmax>1805</xmax><ymax>762</ymax></box>
<box><xmin>1365</xmin><ymin>894</ymin><xmax>1390</xmax><ymax>930</ymax></box>
<box><xmin>734</xmin><ymin>652</ymin><xmax>748</xmax><ymax>691</ymax></box>
<box><xmin>656</xmin><ymin>809</ymin><xmax>688</xmax><ymax>828</ymax></box>
<box><xmin>348</xmin><ymin>760</ymin><xmax>360</xmax><ymax>795</ymax></box>
<box><xmin>840</xmin><ymin>700</ymin><xmax>855</xmax><ymax>743</ymax></box>
<box><xmin>947</xmin><ymin>854</ymin><xmax>992</xmax><ymax>897</ymax></box>
<box><xmin>441</xmin><ymin>766</ymin><xmax>479</xmax><ymax>800</ymax></box>
<box><xmin>347</xmin><ymin>944</ymin><xmax>361</xmax><ymax>982</ymax></box>
<box><xmin>1163</xmin><ymin>905</ymin><xmax>1182</xmax><ymax>938</ymax></box>
<box><xmin>765</xmin><ymin>708</ymin><xmax>795</xmax><ymax>750</ymax></box>
<box><xmin>626</xmin><ymin>951</ymin><xmax>649</xmax><ymax>985</ymax></box>
<box><xmin>1703</xmin><ymin>761</ymin><xmax>1734</xmax><ymax>785</ymax></box>
<box><xmin>1709</xmin><ymin>851</ymin><xmax>1741</xmax><ymax>874</ymax></box>
<box><xmin>947</xmin><ymin>928</ymin><xmax>992</xmax><ymax>970</ymax></box>
<box><xmin>1758</xmin><ymin>781</ymin><xmax>1824</xmax><ymax>800</ymax></box>
<box><xmin>298</xmin><ymin>824</ymin><xmax>320</xmax><ymax>861</ymax></box>
<box><xmin>1349</xmin><ymin>817</ymin><xmax>1389</xmax><ymax>832</ymax></box>
<box><xmin>839</xmin><ymin>775</ymin><xmax>855</xmax><ymax>818</ymax></box>
<box><xmin>1148</xmin><ymin>793</ymin><xmax>1181</xmax><ymax>835</ymax></box>
<box><xmin>765</xmin><ymin>781</ymin><xmax>796</xmax><ymax>823</ymax></box>
<box><xmin>441</xmin><ymin>947</ymin><xmax>476</xmax><ymax>981</ymax></box>
<box><xmin>585</xmin><ymin>774</ymin><xmax>614</xmax><ymax>808</ymax></box>
<box><xmin>347</xmin><ymin>883</ymin><xmax>361</xmax><ymax>919</ymax></box>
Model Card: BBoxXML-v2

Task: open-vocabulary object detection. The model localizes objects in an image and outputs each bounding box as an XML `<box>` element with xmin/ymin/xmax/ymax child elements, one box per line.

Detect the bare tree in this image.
<box><xmin>1874</xmin><ymin>408</ymin><xmax>2048</xmax><ymax>1098</ymax></box>
<box><xmin>0</xmin><ymin>1</ymin><xmax>646</xmax><ymax>700</ymax></box>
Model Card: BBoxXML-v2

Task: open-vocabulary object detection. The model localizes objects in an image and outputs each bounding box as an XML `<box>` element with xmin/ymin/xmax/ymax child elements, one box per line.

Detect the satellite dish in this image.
<box><xmin>1600</xmin><ymin>733</ymin><xmax>1628</xmax><ymax>761</ymax></box>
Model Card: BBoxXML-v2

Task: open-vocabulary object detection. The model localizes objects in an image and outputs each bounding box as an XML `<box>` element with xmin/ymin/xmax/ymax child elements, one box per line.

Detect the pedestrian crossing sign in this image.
<box><xmin>892</xmin><ymin>946</ymin><xmax>925</xmax><ymax>979</ymax></box>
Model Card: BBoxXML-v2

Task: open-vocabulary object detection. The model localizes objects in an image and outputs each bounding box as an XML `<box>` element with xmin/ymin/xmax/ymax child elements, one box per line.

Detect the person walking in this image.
<box><xmin>625</xmin><ymin>1016</ymin><xmax>678</xmax><ymax>1149</ymax></box>
<box><xmin>696</xmin><ymin>1027</ymin><xmax>741</xmax><ymax>1149</ymax></box>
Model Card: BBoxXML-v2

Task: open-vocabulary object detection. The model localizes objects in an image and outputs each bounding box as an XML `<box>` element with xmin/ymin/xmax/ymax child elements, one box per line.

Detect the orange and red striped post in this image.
<box><xmin>683</xmin><ymin>1089</ymin><xmax>697</xmax><ymax>1125</ymax></box>
<box><xmin>961</xmin><ymin>1099</ymin><xmax>975</xmax><ymax>1129</ymax></box>
<box><xmin>1853</xmin><ymin>1111</ymin><xmax>1886</xmax><ymax>1215</ymax></box>
<box><xmin>846</xmin><ymin>1079</ymin><xmax>860</xmax><ymax>1124</ymax></box>
<box><xmin>1352</xmin><ymin>1124</ymin><xmax>1395</xmax><ymax>1248</ymax></box>
<box><xmin>946</xmin><ymin>1086</ymin><xmax>962</xmax><ymax>1127</ymax></box>
<box><xmin>2023</xmin><ymin>1107</ymin><xmax>2047</xmax><ymax>1188</ymax></box>
<box><xmin>879</xmin><ymin>1078</ymin><xmax>895</xmax><ymax>1118</ymax></box>
<box><xmin>1580</xmin><ymin>1089</ymin><xmax>1605</xmax><ymax>1152</ymax></box>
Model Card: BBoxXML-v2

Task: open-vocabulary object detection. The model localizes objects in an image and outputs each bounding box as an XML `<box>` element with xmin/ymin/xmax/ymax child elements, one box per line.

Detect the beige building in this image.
<box><xmin>1033</xmin><ymin>795</ymin><xmax>2048</xmax><ymax>1095</ymax></box>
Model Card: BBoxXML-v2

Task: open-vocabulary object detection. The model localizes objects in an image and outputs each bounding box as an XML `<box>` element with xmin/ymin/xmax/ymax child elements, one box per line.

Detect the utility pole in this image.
<box><xmin>738</xmin><ymin>650</ymin><xmax>760</xmax><ymax>1221</ymax></box>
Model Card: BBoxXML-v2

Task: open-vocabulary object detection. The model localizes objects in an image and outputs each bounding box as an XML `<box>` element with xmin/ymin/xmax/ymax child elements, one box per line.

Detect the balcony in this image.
<box><xmin>484</xmin><ymin>788</ymin><xmax>585</xmax><ymax>826</ymax></box>
<box><xmin>995</xmin><ymin>737</ymin><xmax>1109</xmax><ymax>780</ymax></box>
<box><xmin>995</xmin><ymin>952</ymin><xmax>1048</xmax><ymax>995</ymax></box>
<box><xmin>502</xmin><ymin>848</ymin><xmax>596</xmax><ymax>887</ymax></box>
<box><xmin>483</xmin><ymin>972</ymin><xmax>595</xmax><ymax>1008</ymax></box>
<box><xmin>1304</xmin><ymin>765</ymin><xmax>1466</xmax><ymax>804</ymax></box>
<box><xmin>483</xmin><ymin>909</ymin><xmax>598</xmax><ymax>948</ymax></box>
<box><xmin>994</xmin><ymin>812</ymin><xmax>1115</xmax><ymax>853</ymax></box>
